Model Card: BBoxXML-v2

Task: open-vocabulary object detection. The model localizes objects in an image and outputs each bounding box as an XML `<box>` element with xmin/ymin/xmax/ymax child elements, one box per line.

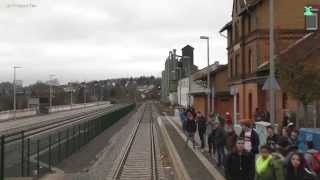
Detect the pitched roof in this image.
<box><xmin>182</xmin><ymin>45</ymin><xmax>194</xmax><ymax>50</ymax></box>
<box><xmin>192</xmin><ymin>64</ymin><xmax>228</xmax><ymax>80</ymax></box>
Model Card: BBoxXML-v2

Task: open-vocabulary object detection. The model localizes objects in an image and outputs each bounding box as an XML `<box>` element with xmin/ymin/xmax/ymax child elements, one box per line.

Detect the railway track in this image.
<box><xmin>112</xmin><ymin>103</ymin><xmax>160</xmax><ymax>180</ymax></box>
<box><xmin>2</xmin><ymin>104</ymin><xmax>125</xmax><ymax>144</ymax></box>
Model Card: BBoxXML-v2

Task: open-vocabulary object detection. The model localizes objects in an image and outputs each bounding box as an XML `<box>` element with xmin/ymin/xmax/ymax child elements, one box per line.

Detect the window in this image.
<box><xmin>235</xmin><ymin>22</ymin><xmax>239</xmax><ymax>42</ymax></box>
<box><xmin>282</xmin><ymin>93</ymin><xmax>288</xmax><ymax>109</ymax></box>
<box><xmin>236</xmin><ymin>93</ymin><xmax>240</xmax><ymax>113</ymax></box>
<box><xmin>248</xmin><ymin>14</ymin><xmax>251</xmax><ymax>33</ymax></box>
<box><xmin>248</xmin><ymin>93</ymin><xmax>252</xmax><ymax>120</ymax></box>
<box><xmin>228</xmin><ymin>30</ymin><xmax>233</xmax><ymax>45</ymax></box>
<box><xmin>230</xmin><ymin>58</ymin><xmax>233</xmax><ymax>77</ymax></box>
<box><xmin>248</xmin><ymin>49</ymin><xmax>252</xmax><ymax>74</ymax></box>
<box><xmin>306</xmin><ymin>12</ymin><xmax>318</xmax><ymax>30</ymax></box>
<box><xmin>235</xmin><ymin>54</ymin><xmax>239</xmax><ymax>76</ymax></box>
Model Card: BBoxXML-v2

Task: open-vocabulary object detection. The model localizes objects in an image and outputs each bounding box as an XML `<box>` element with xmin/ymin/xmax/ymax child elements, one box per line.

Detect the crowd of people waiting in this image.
<box><xmin>179</xmin><ymin>107</ymin><xmax>320</xmax><ymax>180</ymax></box>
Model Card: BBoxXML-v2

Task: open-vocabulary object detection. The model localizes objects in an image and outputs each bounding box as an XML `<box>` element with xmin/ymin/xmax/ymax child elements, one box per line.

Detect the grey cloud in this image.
<box><xmin>0</xmin><ymin>0</ymin><xmax>232</xmax><ymax>85</ymax></box>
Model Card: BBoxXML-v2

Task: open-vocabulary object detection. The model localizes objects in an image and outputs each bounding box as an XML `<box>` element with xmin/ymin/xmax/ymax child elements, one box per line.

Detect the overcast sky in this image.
<box><xmin>0</xmin><ymin>0</ymin><xmax>232</xmax><ymax>85</ymax></box>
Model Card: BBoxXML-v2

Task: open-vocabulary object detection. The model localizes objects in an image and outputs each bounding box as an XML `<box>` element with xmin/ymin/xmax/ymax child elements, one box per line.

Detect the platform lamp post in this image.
<box><xmin>200</xmin><ymin>36</ymin><xmax>211</xmax><ymax>117</ymax></box>
<box><xmin>13</xmin><ymin>66</ymin><xmax>22</xmax><ymax>121</ymax></box>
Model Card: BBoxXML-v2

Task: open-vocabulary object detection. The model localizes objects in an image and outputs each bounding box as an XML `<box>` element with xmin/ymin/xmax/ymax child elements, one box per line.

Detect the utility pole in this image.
<box><xmin>269</xmin><ymin>0</ymin><xmax>276</xmax><ymax>129</ymax></box>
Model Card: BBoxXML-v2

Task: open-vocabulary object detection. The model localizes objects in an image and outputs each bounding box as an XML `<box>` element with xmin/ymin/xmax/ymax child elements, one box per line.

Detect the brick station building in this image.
<box><xmin>220</xmin><ymin>0</ymin><xmax>320</xmax><ymax>126</ymax></box>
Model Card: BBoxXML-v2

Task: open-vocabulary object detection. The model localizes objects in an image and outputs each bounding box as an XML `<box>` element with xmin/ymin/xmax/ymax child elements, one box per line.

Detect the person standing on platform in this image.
<box><xmin>215</xmin><ymin>119</ymin><xmax>227</xmax><ymax>167</ymax></box>
<box><xmin>285</xmin><ymin>152</ymin><xmax>316</xmax><ymax>180</ymax></box>
<box><xmin>255</xmin><ymin>145</ymin><xmax>285</xmax><ymax>180</ymax></box>
<box><xmin>185</xmin><ymin>111</ymin><xmax>197</xmax><ymax>149</ymax></box>
<box><xmin>207</xmin><ymin>113</ymin><xmax>216</xmax><ymax>157</ymax></box>
<box><xmin>225</xmin><ymin>138</ymin><xmax>255</xmax><ymax>180</ymax></box>
<box><xmin>196</xmin><ymin>111</ymin><xmax>207</xmax><ymax>150</ymax></box>
<box><xmin>240</xmin><ymin>123</ymin><xmax>260</xmax><ymax>155</ymax></box>
<box><xmin>266</xmin><ymin>126</ymin><xmax>279</xmax><ymax>152</ymax></box>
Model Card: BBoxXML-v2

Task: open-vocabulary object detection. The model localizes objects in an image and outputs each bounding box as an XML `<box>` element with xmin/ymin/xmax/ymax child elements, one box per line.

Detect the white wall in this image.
<box><xmin>169</xmin><ymin>92</ymin><xmax>178</xmax><ymax>105</ymax></box>
<box><xmin>177</xmin><ymin>78</ymin><xmax>190</xmax><ymax>107</ymax></box>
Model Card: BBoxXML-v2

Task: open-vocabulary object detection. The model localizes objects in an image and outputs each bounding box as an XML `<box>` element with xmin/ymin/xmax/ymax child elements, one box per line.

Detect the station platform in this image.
<box><xmin>157</xmin><ymin>114</ymin><xmax>225</xmax><ymax>180</ymax></box>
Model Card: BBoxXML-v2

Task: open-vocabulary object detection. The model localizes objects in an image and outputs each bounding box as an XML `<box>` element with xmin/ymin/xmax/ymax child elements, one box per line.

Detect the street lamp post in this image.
<box><xmin>200</xmin><ymin>36</ymin><xmax>211</xmax><ymax>117</ymax></box>
<box><xmin>13</xmin><ymin>66</ymin><xmax>22</xmax><ymax>121</ymax></box>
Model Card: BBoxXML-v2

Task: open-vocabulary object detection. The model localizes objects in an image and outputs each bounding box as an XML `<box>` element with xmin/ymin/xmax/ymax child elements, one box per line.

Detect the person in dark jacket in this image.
<box><xmin>185</xmin><ymin>111</ymin><xmax>197</xmax><ymax>148</ymax></box>
<box><xmin>226</xmin><ymin>129</ymin><xmax>237</xmax><ymax>152</ymax></box>
<box><xmin>277</xmin><ymin>127</ymin><xmax>290</xmax><ymax>156</ymax></box>
<box><xmin>225</xmin><ymin>138</ymin><xmax>255</xmax><ymax>180</ymax></box>
<box><xmin>285</xmin><ymin>152</ymin><xmax>316</xmax><ymax>180</ymax></box>
<box><xmin>288</xmin><ymin>130</ymin><xmax>298</xmax><ymax>147</ymax></box>
<box><xmin>266</xmin><ymin>126</ymin><xmax>279</xmax><ymax>152</ymax></box>
<box><xmin>215</xmin><ymin>120</ymin><xmax>227</xmax><ymax>166</ymax></box>
<box><xmin>207</xmin><ymin>113</ymin><xmax>216</xmax><ymax>157</ymax></box>
<box><xmin>196</xmin><ymin>111</ymin><xmax>207</xmax><ymax>149</ymax></box>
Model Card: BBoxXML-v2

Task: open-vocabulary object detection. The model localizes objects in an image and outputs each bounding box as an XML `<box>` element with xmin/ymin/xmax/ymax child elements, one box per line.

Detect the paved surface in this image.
<box><xmin>168</xmin><ymin>116</ymin><xmax>225</xmax><ymax>176</ymax></box>
<box><xmin>161</xmin><ymin>117</ymin><xmax>216</xmax><ymax>180</ymax></box>
<box><xmin>0</xmin><ymin>103</ymin><xmax>112</xmax><ymax>134</ymax></box>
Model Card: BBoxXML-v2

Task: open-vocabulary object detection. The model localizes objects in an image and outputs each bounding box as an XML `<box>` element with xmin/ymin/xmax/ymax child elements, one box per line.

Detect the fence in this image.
<box><xmin>0</xmin><ymin>103</ymin><xmax>135</xmax><ymax>179</ymax></box>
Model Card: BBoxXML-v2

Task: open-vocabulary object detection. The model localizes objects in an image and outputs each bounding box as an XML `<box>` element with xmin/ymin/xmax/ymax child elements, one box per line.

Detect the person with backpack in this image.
<box><xmin>285</xmin><ymin>152</ymin><xmax>317</xmax><ymax>180</ymax></box>
<box><xmin>304</xmin><ymin>140</ymin><xmax>320</xmax><ymax>176</ymax></box>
